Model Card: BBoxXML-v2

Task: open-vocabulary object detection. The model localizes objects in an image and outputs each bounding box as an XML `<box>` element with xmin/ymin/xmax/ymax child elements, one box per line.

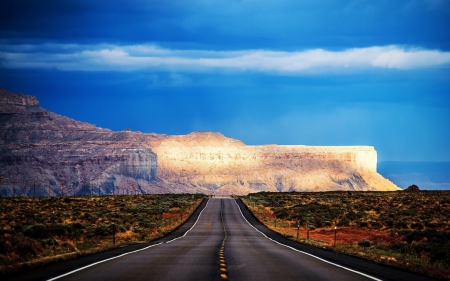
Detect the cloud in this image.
<box><xmin>1</xmin><ymin>43</ymin><xmax>450</xmax><ymax>73</ymax></box>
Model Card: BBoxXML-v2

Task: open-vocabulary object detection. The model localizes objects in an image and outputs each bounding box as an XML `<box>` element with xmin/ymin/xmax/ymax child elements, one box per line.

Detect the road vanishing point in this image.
<box><xmin>5</xmin><ymin>197</ymin><xmax>437</xmax><ymax>281</ymax></box>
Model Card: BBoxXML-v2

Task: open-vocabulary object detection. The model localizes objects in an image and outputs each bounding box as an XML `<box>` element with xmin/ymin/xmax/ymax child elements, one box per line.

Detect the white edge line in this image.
<box><xmin>165</xmin><ymin>198</ymin><xmax>210</xmax><ymax>243</ymax></box>
<box><xmin>233</xmin><ymin>199</ymin><xmax>383</xmax><ymax>281</ymax></box>
<box><xmin>47</xmin><ymin>242</ymin><xmax>163</xmax><ymax>281</ymax></box>
<box><xmin>47</xmin><ymin>198</ymin><xmax>210</xmax><ymax>280</ymax></box>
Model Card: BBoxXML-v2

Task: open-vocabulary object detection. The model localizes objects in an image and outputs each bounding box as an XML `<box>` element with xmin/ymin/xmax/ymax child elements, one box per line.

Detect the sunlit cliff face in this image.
<box><xmin>149</xmin><ymin>132</ymin><xmax>399</xmax><ymax>195</ymax></box>
<box><xmin>0</xmin><ymin>89</ymin><xmax>399</xmax><ymax>196</ymax></box>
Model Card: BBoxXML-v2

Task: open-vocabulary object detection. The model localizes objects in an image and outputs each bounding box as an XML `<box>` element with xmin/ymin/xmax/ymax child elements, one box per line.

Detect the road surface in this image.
<box><xmin>4</xmin><ymin>197</ymin><xmax>437</xmax><ymax>281</ymax></box>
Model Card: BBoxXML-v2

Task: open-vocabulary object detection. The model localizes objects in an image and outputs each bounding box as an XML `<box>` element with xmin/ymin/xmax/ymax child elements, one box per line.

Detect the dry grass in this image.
<box><xmin>0</xmin><ymin>194</ymin><xmax>205</xmax><ymax>274</ymax></box>
<box><xmin>241</xmin><ymin>191</ymin><xmax>450</xmax><ymax>280</ymax></box>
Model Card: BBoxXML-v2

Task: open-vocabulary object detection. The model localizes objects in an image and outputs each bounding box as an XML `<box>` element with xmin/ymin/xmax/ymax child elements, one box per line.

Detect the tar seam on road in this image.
<box><xmin>219</xmin><ymin>199</ymin><xmax>229</xmax><ymax>280</ymax></box>
<box><xmin>233</xmin><ymin>199</ymin><xmax>383</xmax><ymax>281</ymax></box>
<box><xmin>46</xmin><ymin>198</ymin><xmax>211</xmax><ymax>281</ymax></box>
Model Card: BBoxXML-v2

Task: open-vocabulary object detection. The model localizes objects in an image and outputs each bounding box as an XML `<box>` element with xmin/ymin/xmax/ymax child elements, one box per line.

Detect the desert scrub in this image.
<box><xmin>241</xmin><ymin>191</ymin><xmax>450</xmax><ymax>280</ymax></box>
<box><xmin>0</xmin><ymin>194</ymin><xmax>206</xmax><ymax>273</ymax></box>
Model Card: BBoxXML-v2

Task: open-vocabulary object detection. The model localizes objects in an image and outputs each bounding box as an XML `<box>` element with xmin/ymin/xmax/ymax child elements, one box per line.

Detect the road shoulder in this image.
<box><xmin>2</xmin><ymin>198</ymin><xmax>209</xmax><ymax>281</ymax></box>
<box><xmin>235</xmin><ymin>199</ymin><xmax>437</xmax><ymax>281</ymax></box>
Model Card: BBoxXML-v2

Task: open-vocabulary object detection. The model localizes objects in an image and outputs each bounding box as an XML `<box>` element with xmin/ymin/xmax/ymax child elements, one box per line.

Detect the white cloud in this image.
<box><xmin>1</xmin><ymin>44</ymin><xmax>450</xmax><ymax>73</ymax></box>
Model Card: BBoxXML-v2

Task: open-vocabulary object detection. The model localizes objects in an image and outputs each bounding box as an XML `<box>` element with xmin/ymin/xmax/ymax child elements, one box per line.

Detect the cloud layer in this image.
<box><xmin>2</xmin><ymin>44</ymin><xmax>450</xmax><ymax>73</ymax></box>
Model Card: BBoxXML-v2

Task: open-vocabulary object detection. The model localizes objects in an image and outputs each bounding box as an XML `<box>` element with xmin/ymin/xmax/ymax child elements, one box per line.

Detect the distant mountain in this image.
<box><xmin>378</xmin><ymin>161</ymin><xmax>450</xmax><ymax>190</ymax></box>
<box><xmin>0</xmin><ymin>88</ymin><xmax>400</xmax><ymax>195</ymax></box>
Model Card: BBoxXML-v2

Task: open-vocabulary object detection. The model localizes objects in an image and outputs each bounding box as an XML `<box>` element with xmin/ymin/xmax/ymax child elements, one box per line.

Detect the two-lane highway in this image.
<box><xmin>4</xmin><ymin>197</ymin><xmax>437</xmax><ymax>281</ymax></box>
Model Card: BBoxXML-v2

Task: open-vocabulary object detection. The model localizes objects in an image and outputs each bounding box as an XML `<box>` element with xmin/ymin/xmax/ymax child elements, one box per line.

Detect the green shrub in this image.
<box><xmin>87</xmin><ymin>224</ymin><xmax>112</xmax><ymax>237</ymax></box>
<box><xmin>358</xmin><ymin>239</ymin><xmax>371</xmax><ymax>248</ymax></box>
<box><xmin>40</xmin><ymin>238</ymin><xmax>59</xmax><ymax>246</ymax></box>
<box><xmin>23</xmin><ymin>224</ymin><xmax>49</xmax><ymax>239</ymax></box>
<box><xmin>337</xmin><ymin>217</ymin><xmax>350</xmax><ymax>227</ymax></box>
<box><xmin>47</xmin><ymin>224</ymin><xmax>70</xmax><ymax>236</ymax></box>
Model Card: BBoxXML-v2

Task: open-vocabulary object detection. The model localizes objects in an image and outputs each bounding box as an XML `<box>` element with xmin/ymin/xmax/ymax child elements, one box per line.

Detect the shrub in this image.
<box><xmin>358</xmin><ymin>239</ymin><xmax>371</xmax><ymax>248</ymax></box>
<box><xmin>23</xmin><ymin>224</ymin><xmax>48</xmax><ymax>239</ymax></box>
<box><xmin>346</xmin><ymin>211</ymin><xmax>357</xmax><ymax>220</ymax></box>
<box><xmin>357</xmin><ymin>221</ymin><xmax>368</xmax><ymax>227</ymax></box>
<box><xmin>275</xmin><ymin>208</ymin><xmax>289</xmax><ymax>219</ymax></box>
<box><xmin>337</xmin><ymin>217</ymin><xmax>350</xmax><ymax>227</ymax></box>
<box><xmin>411</xmin><ymin>222</ymin><xmax>424</xmax><ymax>230</ymax></box>
<box><xmin>40</xmin><ymin>238</ymin><xmax>59</xmax><ymax>246</ymax></box>
<box><xmin>394</xmin><ymin>220</ymin><xmax>408</xmax><ymax>229</ymax></box>
<box><xmin>15</xmin><ymin>237</ymin><xmax>44</xmax><ymax>258</ymax></box>
<box><xmin>370</xmin><ymin>221</ymin><xmax>383</xmax><ymax>229</ymax></box>
<box><xmin>87</xmin><ymin>224</ymin><xmax>112</xmax><ymax>237</ymax></box>
<box><xmin>313</xmin><ymin>216</ymin><xmax>324</xmax><ymax>228</ymax></box>
<box><xmin>385</xmin><ymin>219</ymin><xmax>394</xmax><ymax>228</ymax></box>
<box><xmin>72</xmin><ymin>222</ymin><xmax>86</xmax><ymax>229</ymax></box>
<box><xmin>47</xmin><ymin>224</ymin><xmax>70</xmax><ymax>236</ymax></box>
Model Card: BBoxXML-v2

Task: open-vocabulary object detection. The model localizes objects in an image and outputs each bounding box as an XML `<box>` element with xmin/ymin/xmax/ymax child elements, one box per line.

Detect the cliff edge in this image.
<box><xmin>149</xmin><ymin>134</ymin><xmax>399</xmax><ymax>194</ymax></box>
<box><xmin>0</xmin><ymin>88</ymin><xmax>400</xmax><ymax>195</ymax></box>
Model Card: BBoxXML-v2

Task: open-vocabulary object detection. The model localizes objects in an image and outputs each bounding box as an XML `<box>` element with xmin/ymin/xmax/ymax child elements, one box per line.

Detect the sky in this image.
<box><xmin>0</xmin><ymin>0</ymin><xmax>449</xmax><ymax>162</ymax></box>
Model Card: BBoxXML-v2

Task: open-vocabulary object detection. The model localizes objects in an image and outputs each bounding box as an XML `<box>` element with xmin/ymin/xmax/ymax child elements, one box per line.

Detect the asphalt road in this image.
<box><xmin>224</xmin><ymin>198</ymin><xmax>374</xmax><ymax>281</ymax></box>
<box><xmin>4</xmin><ymin>197</ymin><xmax>437</xmax><ymax>281</ymax></box>
<box><xmin>51</xmin><ymin>198</ymin><xmax>224</xmax><ymax>281</ymax></box>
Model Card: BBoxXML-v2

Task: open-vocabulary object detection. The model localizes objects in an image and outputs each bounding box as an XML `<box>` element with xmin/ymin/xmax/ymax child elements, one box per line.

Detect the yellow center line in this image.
<box><xmin>220</xmin><ymin>199</ymin><xmax>229</xmax><ymax>280</ymax></box>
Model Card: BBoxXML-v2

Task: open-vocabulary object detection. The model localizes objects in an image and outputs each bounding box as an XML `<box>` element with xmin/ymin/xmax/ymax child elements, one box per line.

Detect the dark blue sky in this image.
<box><xmin>1</xmin><ymin>0</ymin><xmax>449</xmax><ymax>162</ymax></box>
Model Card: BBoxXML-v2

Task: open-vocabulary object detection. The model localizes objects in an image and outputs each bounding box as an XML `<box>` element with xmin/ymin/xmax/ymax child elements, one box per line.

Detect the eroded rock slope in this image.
<box><xmin>0</xmin><ymin>88</ymin><xmax>399</xmax><ymax>195</ymax></box>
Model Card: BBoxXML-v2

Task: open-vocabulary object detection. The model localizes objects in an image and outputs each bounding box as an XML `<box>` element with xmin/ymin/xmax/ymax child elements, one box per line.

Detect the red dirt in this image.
<box><xmin>283</xmin><ymin>227</ymin><xmax>404</xmax><ymax>245</ymax></box>
<box><xmin>163</xmin><ymin>213</ymin><xmax>181</xmax><ymax>218</ymax></box>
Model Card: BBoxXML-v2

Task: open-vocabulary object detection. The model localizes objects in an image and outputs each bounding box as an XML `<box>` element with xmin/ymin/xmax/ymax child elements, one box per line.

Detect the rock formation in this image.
<box><xmin>0</xmin><ymin>88</ymin><xmax>162</xmax><ymax>196</ymax></box>
<box><xmin>147</xmin><ymin>133</ymin><xmax>399</xmax><ymax>194</ymax></box>
<box><xmin>0</xmin><ymin>88</ymin><xmax>400</xmax><ymax>195</ymax></box>
<box><xmin>405</xmin><ymin>184</ymin><xmax>420</xmax><ymax>192</ymax></box>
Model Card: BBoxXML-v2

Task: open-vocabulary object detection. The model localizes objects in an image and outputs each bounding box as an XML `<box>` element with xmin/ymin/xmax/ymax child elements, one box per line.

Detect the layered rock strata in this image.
<box><xmin>0</xmin><ymin>88</ymin><xmax>400</xmax><ymax>195</ymax></box>
<box><xmin>148</xmin><ymin>133</ymin><xmax>399</xmax><ymax>194</ymax></box>
<box><xmin>0</xmin><ymin>88</ymin><xmax>161</xmax><ymax>196</ymax></box>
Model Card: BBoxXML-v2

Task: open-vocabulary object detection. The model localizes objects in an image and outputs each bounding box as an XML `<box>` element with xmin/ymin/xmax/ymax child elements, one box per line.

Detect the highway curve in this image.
<box><xmin>3</xmin><ymin>197</ymin><xmax>437</xmax><ymax>281</ymax></box>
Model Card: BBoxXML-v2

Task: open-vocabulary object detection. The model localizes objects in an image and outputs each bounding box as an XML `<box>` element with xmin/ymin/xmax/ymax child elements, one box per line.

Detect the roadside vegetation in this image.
<box><xmin>241</xmin><ymin>191</ymin><xmax>450</xmax><ymax>280</ymax></box>
<box><xmin>0</xmin><ymin>194</ymin><xmax>205</xmax><ymax>274</ymax></box>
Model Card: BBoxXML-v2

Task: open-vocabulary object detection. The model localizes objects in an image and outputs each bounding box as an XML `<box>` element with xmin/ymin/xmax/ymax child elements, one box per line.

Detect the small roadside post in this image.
<box><xmin>113</xmin><ymin>223</ymin><xmax>116</xmax><ymax>245</ymax></box>
<box><xmin>334</xmin><ymin>226</ymin><xmax>337</xmax><ymax>248</ymax></box>
<box><xmin>307</xmin><ymin>224</ymin><xmax>310</xmax><ymax>240</ymax></box>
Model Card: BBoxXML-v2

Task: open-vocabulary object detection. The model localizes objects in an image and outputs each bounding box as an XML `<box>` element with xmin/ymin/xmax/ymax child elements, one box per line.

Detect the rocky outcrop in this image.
<box><xmin>0</xmin><ymin>88</ymin><xmax>400</xmax><ymax>195</ymax></box>
<box><xmin>0</xmin><ymin>88</ymin><xmax>161</xmax><ymax>196</ymax></box>
<box><xmin>405</xmin><ymin>184</ymin><xmax>420</xmax><ymax>192</ymax></box>
<box><xmin>148</xmin><ymin>133</ymin><xmax>399</xmax><ymax>194</ymax></box>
